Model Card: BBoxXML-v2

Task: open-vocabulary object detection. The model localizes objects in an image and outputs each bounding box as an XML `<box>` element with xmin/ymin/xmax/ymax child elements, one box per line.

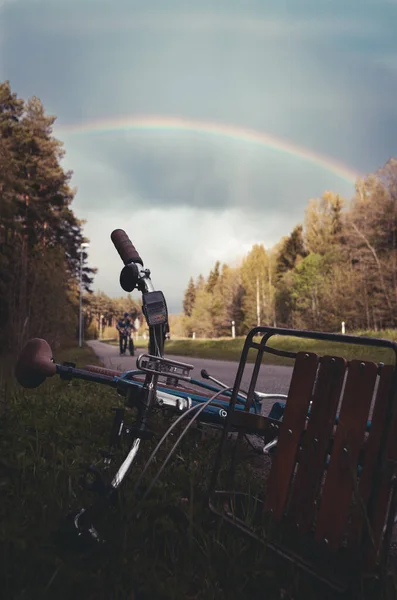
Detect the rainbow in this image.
<box><xmin>56</xmin><ymin>115</ymin><xmax>361</xmax><ymax>184</ymax></box>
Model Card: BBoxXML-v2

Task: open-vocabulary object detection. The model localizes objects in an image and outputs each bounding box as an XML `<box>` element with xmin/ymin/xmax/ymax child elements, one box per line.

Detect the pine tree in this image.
<box><xmin>183</xmin><ymin>277</ymin><xmax>196</xmax><ymax>317</ymax></box>
<box><xmin>304</xmin><ymin>192</ymin><xmax>344</xmax><ymax>255</ymax></box>
<box><xmin>0</xmin><ymin>81</ymin><xmax>96</xmax><ymax>352</ymax></box>
<box><xmin>206</xmin><ymin>261</ymin><xmax>220</xmax><ymax>293</ymax></box>
<box><xmin>275</xmin><ymin>224</ymin><xmax>307</xmax><ymax>278</ymax></box>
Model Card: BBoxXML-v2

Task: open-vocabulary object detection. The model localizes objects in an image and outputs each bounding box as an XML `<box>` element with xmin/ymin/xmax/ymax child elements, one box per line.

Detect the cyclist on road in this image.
<box><xmin>116</xmin><ymin>312</ymin><xmax>136</xmax><ymax>356</ymax></box>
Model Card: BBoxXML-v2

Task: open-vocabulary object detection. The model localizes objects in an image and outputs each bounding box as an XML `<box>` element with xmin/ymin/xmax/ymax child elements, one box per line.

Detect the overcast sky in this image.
<box><xmin>1</xmin><ymin>0</ymin><xmax>396</xmax><ymax>312</ymax></box>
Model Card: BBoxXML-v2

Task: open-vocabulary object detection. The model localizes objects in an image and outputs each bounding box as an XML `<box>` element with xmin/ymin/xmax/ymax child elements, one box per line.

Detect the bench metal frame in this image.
<box><xmin>208</xmin><ymin>327</ymin><xmax>397</xmax><ymax>594</ymax></box>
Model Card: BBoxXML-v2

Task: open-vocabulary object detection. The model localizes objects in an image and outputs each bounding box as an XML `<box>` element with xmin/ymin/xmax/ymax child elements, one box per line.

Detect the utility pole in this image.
<box><xmin>99</xmin><ymin>314</ymin><xmax>104</xmax><ymax>340</ymax></box>
<box><xmin>79</xmin><ymin>242</ymin><xmax>90</xmax><ymax>347</ymax></box>
<box><xmin>256</xmin><ymin>277</ymin><xmax>260</xmax><ymax>326</ymax></box>
<box><xmin>269</xmin><ymin>260</ymin><xmax>276</xmax><ymax>327</ymax></box>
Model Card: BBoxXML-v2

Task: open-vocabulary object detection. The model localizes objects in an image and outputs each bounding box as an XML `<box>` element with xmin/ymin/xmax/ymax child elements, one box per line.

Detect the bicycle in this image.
<box><xmin>15</xmin><ymin>228</ymin><xmax>286</xmax><ymax>550</ymax></box>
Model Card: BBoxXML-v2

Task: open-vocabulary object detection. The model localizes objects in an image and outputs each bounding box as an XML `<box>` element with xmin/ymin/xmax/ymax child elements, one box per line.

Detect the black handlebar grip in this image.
<box><xmin>111</xmin><ymin>229</ymin><xmax>143</xmax><ymax>266</ymax></box>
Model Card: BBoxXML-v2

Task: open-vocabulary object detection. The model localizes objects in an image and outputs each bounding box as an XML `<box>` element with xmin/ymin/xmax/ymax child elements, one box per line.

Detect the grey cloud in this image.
<box><xmin>2</xmin><ymin>0</ymin><xmax>396</xmax><ymax>310</ymax></box>
<box><xmin>5</xmin><ymin>5</ymin><xmax>394</xmax><ymax>181</ymax></box>
<box><xmin>4</xmin><ymin>0</ymin><xmax>395</xmax><ymax>175</ymax></box>
<box><xmin>2</xmin><ymin>0</ymin><xmax>394</xmax><ymax>38</ymax></box>
<box><xmin>62</xmin><ymin>133</ymin><xmax>355</xmax><ymax>223</ymax></box>
<box><xmin>86</xmin><ymin>204</ymin><xmax>300</xmax><ymax>312</ymax></box>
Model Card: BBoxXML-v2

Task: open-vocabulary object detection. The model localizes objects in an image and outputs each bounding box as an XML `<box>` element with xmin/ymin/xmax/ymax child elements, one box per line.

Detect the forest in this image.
<box><xmin>0</xmin><ymin>80</ymin><xmax>95</xmax><ymax>356</ymax></box>
<box><xmin>2</xmin><ymin>79</ymin><xmax>397</xmax><ymax>351</ymax></box>
<box><xmin>0</xmin><ymin>81</ymin><xmax>144</xmax><ymax>356</ymax></box>
<box><xmin>180</xmin><ymin>160</ymin><xmax>397</xmax><ymax>337</ymax></box>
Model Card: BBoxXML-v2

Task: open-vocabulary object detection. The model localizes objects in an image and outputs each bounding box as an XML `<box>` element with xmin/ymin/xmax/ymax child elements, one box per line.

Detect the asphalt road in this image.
<box><xmin>87</xmin><ymin>340</ymin><xmax>293</xmax><ymax>414</ymax></box>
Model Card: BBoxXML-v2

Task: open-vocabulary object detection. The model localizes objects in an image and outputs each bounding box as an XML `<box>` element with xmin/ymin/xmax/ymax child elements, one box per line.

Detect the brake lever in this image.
<box><xmin>201</xmin><ymin>368</ymin><xmax>229</xmax><ymax>390</ymax></box>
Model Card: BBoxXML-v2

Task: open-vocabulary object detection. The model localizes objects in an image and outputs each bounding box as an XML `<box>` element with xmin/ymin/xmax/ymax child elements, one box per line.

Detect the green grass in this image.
<box><xmin>159</xmin><ymin>330</ymin><xmax>397</xmax><ymax>367</ymax></box>
<box><xmin>101</xmin><ymin>329</ymin><xmax>397</xmax><ymax>367</ymax></box>
<box><xmin>1</xmin><ymin>343</ymin><xmax>397</xmax><ymax>599</ymax></box>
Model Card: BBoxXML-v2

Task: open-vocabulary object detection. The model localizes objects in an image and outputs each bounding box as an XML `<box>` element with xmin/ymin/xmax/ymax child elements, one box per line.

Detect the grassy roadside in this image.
<box><xmin>100</xmin><ymin>330</ymin><xmax>397</xmax><ymax>366</ymax></box>
<box><xmin>1</xmin><ymin>343</ymin><xmax>396</xmax><ymax>599</ymax></box>
<box><xmin>0</xmin><ymin>344</ymin><xmax>297</xmax><ymax>599</ymax></box>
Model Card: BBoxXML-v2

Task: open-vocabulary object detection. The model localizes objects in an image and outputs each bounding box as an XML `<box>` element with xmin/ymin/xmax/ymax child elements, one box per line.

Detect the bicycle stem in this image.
<box><xmin>66</xmin><ymin>260</ymin><xmax>167</xmax><ymax>537</ymax></box>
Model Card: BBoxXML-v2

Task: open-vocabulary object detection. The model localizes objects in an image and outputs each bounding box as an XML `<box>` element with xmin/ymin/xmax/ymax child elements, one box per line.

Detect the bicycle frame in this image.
<box><xmin>22</xmin><ymin>348</ymin><xmax>265</xmax><ymax>546</ymax></box>
<box><xmin>15</xmin><ymin>228</ymin><xmax>286</xmax><ymax>549</ymax></box>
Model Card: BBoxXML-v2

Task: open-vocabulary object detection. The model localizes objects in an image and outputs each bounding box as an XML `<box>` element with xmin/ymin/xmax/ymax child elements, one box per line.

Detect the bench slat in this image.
<box><xmin>264</xmin><ymin>352</ymin><xmax>319</xmax><ymax>520</ymax></box>
<box><xmin>347</xmin><ymin>365</ymin><xmax>394</xmax><ymax>551</ymax></box>
<box><xmin>287</xmin><ymin>355</ymin><xmax>346</xmax><ymax>533</ymax></box>
<box><xmin>315</xmin><ymin>360</ymin><xmax>378</xmax><ymax>551</ymax></box>
<box><xmin>365</xmin><ymin>372</ymin><xmax>397</xmax><ymax>567</ymax></box>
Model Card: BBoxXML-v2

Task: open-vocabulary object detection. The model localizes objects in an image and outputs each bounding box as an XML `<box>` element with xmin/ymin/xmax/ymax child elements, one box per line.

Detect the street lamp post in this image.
<box><xmin>79</xmin><ymin>242</ymin><xmax>89</xmax><ymax>347</ymax></box>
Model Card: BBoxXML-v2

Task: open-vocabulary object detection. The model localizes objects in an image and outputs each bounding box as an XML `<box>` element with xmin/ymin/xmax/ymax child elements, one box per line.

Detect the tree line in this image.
<box><xmin>83</xmin><ymin>290</ymin><xmax>142</xmax><ymax>337</ymax></box>
<box><xmin>0</xmin><ymin>81</ymin><xmax>95</xmax><ymax>354</ymax></box>
<box><xmin>3</xmin><ymin>81</ymin><xmax>396</xmax><ymax>348</ymax></box>
<box><xmin>181</xmin><ymin>159</ymin><xmax>397</xmax><ymax>337</ymax></box>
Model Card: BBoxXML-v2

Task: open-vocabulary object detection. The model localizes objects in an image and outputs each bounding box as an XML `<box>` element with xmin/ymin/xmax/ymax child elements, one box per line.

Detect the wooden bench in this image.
<box><xmin>207</xmin><ymin>327</ymin><xmax>397</xmax><ymax>595</ymax></box>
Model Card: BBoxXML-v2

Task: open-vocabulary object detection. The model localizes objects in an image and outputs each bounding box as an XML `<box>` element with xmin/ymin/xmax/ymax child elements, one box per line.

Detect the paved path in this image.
<box><xmin>86</xmin><ymin>340</ymin><xmax>293</xmax><ymax>414</ymax></box>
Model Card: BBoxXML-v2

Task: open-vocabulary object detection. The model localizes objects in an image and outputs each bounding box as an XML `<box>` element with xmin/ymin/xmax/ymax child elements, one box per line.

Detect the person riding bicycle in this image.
<box><xmin>116</xmin><ymin>312</ymin><xmax>135</xmax><ymax>356</ymax></box>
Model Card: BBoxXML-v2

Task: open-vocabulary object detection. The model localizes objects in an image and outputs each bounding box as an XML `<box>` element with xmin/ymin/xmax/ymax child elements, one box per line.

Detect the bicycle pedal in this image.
<box><xmin>79</xmin><ymin>465</ymin><xmax>108</xmax><ymax>495</ymax></box>
<box><xmin>54</xmin><ymin>511</ymin><xmax>106</xmax><ymax>556</ymax></box>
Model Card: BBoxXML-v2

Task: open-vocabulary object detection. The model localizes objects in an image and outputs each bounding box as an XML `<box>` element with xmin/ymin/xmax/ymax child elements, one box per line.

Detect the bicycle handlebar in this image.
<box><xmin>13</xmin><ymin>340</ymin><xmax>207</xmax><ymax>397</ymax></box>
<box><xmin>84</xmin><ymin>365</ymin><xmax>124</xmax><ymax>378</ymax></box>
<box><xmin>110</xmin><ymin>229</ymin><xmax>143</xmax><ymax>266</ymax></box>
<box><xmin>14</xmin><ymin>338</ymin><xmax>121</xmax><ymax>390</ymax></box>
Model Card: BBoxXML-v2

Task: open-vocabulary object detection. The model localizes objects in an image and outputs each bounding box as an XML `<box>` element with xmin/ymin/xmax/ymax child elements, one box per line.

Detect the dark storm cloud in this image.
<box><xmin>2</xmin><ymin>0</ymin><xmax>396</xmax><ymax>171</ymax></box>
<box><xmin>1</xmin><ymin>0</ymin><xmax>396</xmax><ymax>309</ymax></box>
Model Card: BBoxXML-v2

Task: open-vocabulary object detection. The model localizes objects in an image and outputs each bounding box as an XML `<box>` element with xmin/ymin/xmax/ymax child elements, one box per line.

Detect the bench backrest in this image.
<box><xmin>263</xmin><ymin>351</ymin><xmax>396</xmax><ymax>566</ymax></box>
